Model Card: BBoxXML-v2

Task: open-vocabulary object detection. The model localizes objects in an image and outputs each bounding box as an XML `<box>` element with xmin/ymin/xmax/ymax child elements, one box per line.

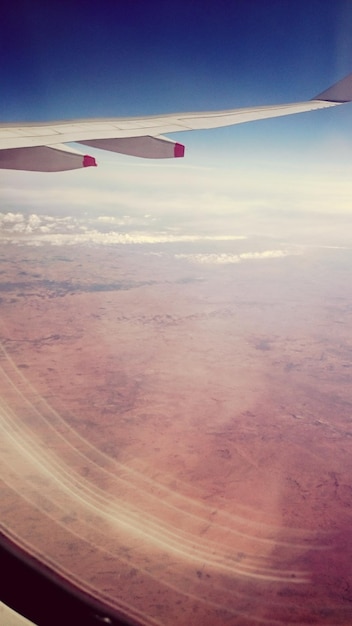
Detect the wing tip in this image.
<box><xmin>313</xmin><ymin>72</ymin><xmax>352</xmax><ymax>103</ymax></box>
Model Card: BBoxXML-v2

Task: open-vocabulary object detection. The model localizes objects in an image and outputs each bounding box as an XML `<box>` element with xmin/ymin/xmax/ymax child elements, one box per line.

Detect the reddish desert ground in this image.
<box><xmin>1</xmin><ymin>241</ymin><xmax>352</xmax><ymax>625</ymax></box>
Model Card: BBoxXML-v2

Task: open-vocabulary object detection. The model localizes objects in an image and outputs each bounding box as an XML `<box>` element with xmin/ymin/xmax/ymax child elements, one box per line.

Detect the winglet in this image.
<box><xmin>313</xmin><ymin>72</ymin><xmax>352</xmax><ymax>102</ymax></box>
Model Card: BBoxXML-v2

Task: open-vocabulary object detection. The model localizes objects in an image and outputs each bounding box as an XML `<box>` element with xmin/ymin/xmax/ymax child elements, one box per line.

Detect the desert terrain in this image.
<box><xmin>1</xmin><ymin>239</ymin><xmax>352</xmax><ymax>625</ymax></box>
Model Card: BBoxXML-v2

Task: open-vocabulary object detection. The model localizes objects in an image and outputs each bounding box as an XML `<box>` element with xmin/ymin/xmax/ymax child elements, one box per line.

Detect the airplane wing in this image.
<box><xmin>1</xmin><ymin>73</ymin><xmax>352</xmax><ymax>172</ymax></box>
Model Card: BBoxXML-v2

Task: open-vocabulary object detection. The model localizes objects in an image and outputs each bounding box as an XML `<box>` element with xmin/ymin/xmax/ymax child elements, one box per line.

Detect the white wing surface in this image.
<box><xmin>1</xmin><ymin>73</ymin><xmax>351</xmax><ymax>171</ymax></box>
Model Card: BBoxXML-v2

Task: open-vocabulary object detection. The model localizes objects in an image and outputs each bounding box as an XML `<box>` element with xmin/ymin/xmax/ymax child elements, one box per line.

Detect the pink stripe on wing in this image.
<box><xmin>174</xmin><ymin>143</ymin><xmax>185</xmax><ymax>158</ymax></box>
<box><xmin>83</xmin><ymin>155</ymin><xmax>97</xmax><ymax>168</ymax></box>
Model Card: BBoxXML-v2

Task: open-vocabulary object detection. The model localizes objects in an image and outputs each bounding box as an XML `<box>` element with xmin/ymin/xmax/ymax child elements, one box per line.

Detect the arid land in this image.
<box><xmin>1</xmin><ymin>242</ymin><xmax>352</xmax><ymax>625</ymax></box>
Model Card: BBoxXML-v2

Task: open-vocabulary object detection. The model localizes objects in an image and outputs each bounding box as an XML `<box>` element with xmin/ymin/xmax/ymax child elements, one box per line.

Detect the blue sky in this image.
<box><xmin>1</xmin><ymin>0</ymin><xmax>352</xmax><ymax>229</ymax></box>
<box><xmin>2</xmin><ymin>0</ymin><xmax>352</xmax><ymax>118</ymax></box>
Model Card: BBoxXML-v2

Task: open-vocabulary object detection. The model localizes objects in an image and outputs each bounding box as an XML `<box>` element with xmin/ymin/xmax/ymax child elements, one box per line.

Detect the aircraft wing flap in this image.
<box><xmin>0</xmin><ymin>144</ymin><xmax>97</xmax><ymax>172</ymax></box>
<box><xmin>78</xmin><ymin>135</ymin><xmax>185</xmax><ymax>159</ymax></box>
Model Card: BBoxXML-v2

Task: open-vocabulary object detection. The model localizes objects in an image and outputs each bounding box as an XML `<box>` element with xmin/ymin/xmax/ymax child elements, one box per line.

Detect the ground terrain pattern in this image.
<box><xmin>1</xmin><ymin>243</ymin><xmax>352</xmax><ymax>625</ymax></box>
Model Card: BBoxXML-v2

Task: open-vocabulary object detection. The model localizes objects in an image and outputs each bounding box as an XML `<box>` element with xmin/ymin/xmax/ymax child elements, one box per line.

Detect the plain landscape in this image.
<box><xmin>1</xmin><ymin>229</ymin><xmax>352</xmax><ymax>625</ymax></box>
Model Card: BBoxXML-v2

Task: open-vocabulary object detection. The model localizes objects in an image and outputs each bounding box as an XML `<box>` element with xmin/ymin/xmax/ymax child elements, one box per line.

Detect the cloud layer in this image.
<box><xmin>0</xmin><ymin>211</ymin><xmax>302</xmax><ymax>269</ymax></box>
<box><xmin>175</xmin><ymin>249</ymin><xmax>298</xmax><ymax>265</ymax></box>
<box><xmin>0</xmin><ymin>211</ymin><xmax>247</xmax><ymax>247</ymax></box>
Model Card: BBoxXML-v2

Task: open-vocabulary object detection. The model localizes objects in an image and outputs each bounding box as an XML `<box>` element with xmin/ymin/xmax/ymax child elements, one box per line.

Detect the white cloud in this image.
<box><xmin>0</xmin><ymin>211</ymin><xmax>247</xmax><ymax>247</ymax></box>
<box><xmin>239</xmin><ymin>250</ymin><xmax>295</xmax><ymax>260</ymax></box>
<box><xmin>175</xmin><ymin>249</ymin><xmax>299</xmax><ymax>265</ymax></box>
<box><xmin>5</xmin><ymin>231</ymin><xmax>247</xmax><ymax>246</ymax></box>
<box><xmin>1</xmin><ymin>212</ymin><xmax>25</xmax><ymax>224</ymax></box>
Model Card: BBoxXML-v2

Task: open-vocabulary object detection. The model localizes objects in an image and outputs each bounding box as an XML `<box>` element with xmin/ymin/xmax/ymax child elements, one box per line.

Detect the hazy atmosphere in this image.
<box><xmin>1</xmin><ymin>2</ymin><xmax>352</xmax><ymax>625</ymax></box>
